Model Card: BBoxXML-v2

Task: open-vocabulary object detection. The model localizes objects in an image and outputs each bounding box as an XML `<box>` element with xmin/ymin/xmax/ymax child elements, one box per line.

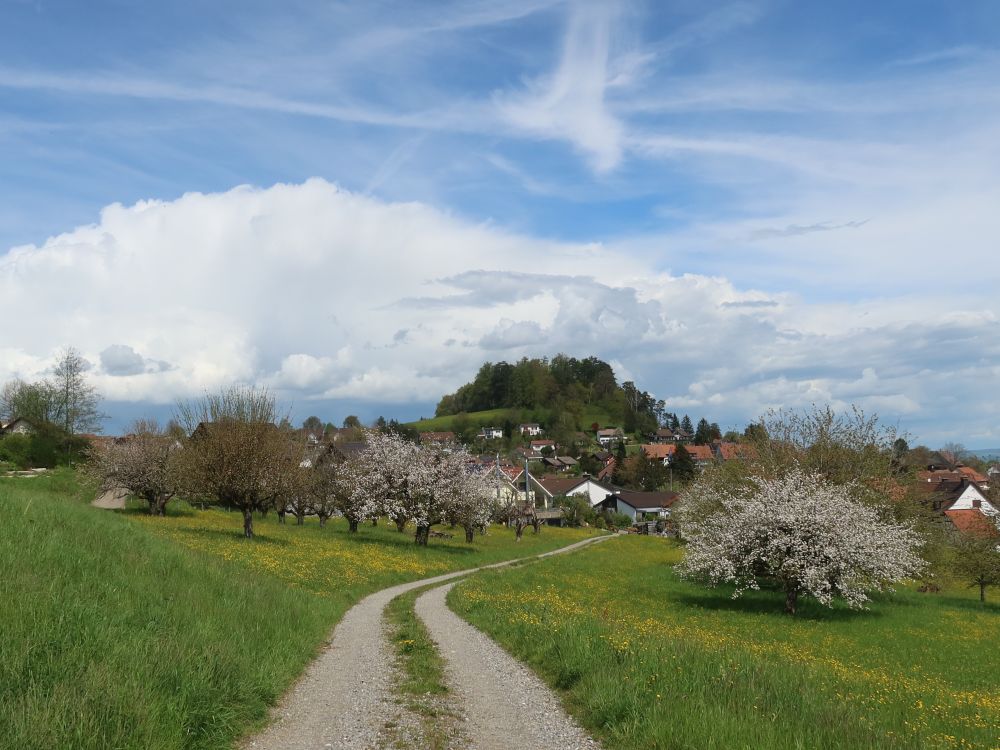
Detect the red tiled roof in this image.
<box><xmin>957</xmin><ymin>466</ymin><xmax>990</xmax><ymax>484</ymax></box>
<box><xmin>716</xmin><ymin>442</ymin><xmax>753</xmax><ymax>461</ymax></box>
<box><xmin>945</xmin><ymin>509</ymin><xmax>1000</xmax><ymax>538</ymax></box>
<box><xmin>642</xmin><ymin>444</ymin><xmax>675</xmax><ymax>460</ymax></box>
<box><xmin>685</xmin><ymin>445</ymin><xmax>715</xmax><ymax>462</ymax></box>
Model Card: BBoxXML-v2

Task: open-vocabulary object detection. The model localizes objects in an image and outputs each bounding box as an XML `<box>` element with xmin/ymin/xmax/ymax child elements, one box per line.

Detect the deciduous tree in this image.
<box><xmin>86</xmin><ymin>419</ymin><xmax>181</xmax><ymax>515</ymax></box>
<box><xmin>677</xmin><ymin>467</ymin><xmax>925</xmax><ymax>614</ymax></box>
<box><xmin>51</xmin><ymin>347</ymin><xmax>104</xmax><ymax>435</ymax></box>
<box><xmin>175</xmin><ymin>386</ymin><xmax>301</xmax><ymax>538</ymax></box>
<box><xmin>952</xmin><ymin>535</ymin><xmax>1000</xmax><ymax>602</ymax></box>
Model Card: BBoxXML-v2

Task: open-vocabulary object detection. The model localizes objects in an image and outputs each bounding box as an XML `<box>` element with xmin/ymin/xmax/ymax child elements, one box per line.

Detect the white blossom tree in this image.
<box><xmin>86</xmin><ymin>419</ymin><xmax>180</xmax><ymax>515</ymax></box>
<box><xmin>677</xmin><ymin>467</ymin><xmax>925</xmax><ymax>614</ymax></box>
<box><xmin>351</xmin><ymin>429</ymin><xmax>425</xmax><ymax>532</ymax></box>
<box><xmin>310</xmin><ymin>452</ymin><xmax>375</xmax><ymax>531</ymax></box>
<box><xmin>436</xmin><ymin>451</ymin><xmax>494</xmax><ymax>543</ymax></box>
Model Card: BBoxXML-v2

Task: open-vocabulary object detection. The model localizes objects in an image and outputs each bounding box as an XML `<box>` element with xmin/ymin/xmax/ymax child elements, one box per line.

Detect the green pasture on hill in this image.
<box><xmin>0</xmin><ymin>471</ymin><xmax>598</xmax><ymax>750</ymax></box>
<box><xmin>450</xmin><ymin>536</ymin><xmax>1000</xmax><ymax>750</ymax></box>
<box><xmin>407</xmin><ymin>404</ymin><xmax>617</xmax><ymax>434</ymax></box>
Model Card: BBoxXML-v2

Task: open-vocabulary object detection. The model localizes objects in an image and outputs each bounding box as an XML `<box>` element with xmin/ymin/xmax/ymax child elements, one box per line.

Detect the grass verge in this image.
<box><xmin>449</xmin><ymin>535</ymin><xmax>1000</xmax><ymax>750</ymax></box>
<box><xmin>383</xmin><ymin>585</ymin><xmax>463</xmax><ymax>750</ymax></box>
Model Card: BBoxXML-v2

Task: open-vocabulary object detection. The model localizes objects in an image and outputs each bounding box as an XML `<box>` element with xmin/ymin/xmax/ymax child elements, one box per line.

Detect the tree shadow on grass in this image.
<box><xmin>170</xmin><ymin>526</ymin><xmax>292</xmax><ymax>547</ymax></box>
<box><xmin>338</xmin><ymin>530</ymin><xmax>479</xmax><ymax>557</ymax></box>
<box><xmin>119</xmin><ymin>504</ymin><xmax>198</xmax><ymax>518</ymax></box>
<box><xmin>674</xmin><ymin>589</ymin><xmax>881</xmax><ymax>623</ymax></box>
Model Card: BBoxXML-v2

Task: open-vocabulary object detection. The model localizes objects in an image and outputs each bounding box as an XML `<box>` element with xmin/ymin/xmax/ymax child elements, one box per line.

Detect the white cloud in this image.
<box><xmin>494</xmin><ymin>1</ymin><xmax>627</xmax><ymax>171</ymax></box>
<box><xmin>1</xmin><ymin>178</ymin><xmax>997</xmax><ymax>445</ymax></box>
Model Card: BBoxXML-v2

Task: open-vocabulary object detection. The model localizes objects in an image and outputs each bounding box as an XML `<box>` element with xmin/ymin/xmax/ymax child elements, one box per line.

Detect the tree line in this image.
<box><xmin>87</xmin><ymin>385</ymin><xmax>504</xmax><ymax>543</ymax></box>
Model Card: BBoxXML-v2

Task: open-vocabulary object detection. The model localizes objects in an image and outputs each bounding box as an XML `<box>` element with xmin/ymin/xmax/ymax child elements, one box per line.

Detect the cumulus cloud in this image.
<box><xmin>1</xmin><ymin>178</ymin><xmax>997</xmax><ymax>444</ymax></box>
<box><xmin>99</xmin><ymin>344</ymin><xmax>173</xmax><ymax>376</ymax></box>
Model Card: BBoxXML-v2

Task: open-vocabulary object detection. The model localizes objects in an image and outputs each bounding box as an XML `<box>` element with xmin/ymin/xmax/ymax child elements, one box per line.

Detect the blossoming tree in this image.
<box><xmin>677</xmin><ymin>467</ymin><xmax>925</xmax><ymax>614</ymax></box>
<box><xmin>87</xmin><ymin>418</ymin><xmax>180</xmax><ymax>515</ymax></box>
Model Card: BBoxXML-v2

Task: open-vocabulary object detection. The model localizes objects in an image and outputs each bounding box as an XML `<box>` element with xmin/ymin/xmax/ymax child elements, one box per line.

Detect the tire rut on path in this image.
<box><xmin>242</xmin><ymin>534</ymin><xmax>611</xmax><ymax>750</ymax></box>
<box><xmin>415</xmin><ymin>582</ymin><xmax>603</xmax><ymax>750</ymax></box>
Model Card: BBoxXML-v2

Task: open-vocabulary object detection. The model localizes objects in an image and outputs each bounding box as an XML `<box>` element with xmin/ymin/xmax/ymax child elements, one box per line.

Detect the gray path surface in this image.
<box><xmin>415</xmin><ymin>582</ymin><xmax>603</xmax><ymax>750</ymax></box>
<box><xmin>242</xmin><ymin>534</ymin><xmax>611</xmax><ymax>750</ymax></box>
<box><xmin>91</xmin><ymin>487</ymin><xmax>128</xmax><ymax>509</ymax></box>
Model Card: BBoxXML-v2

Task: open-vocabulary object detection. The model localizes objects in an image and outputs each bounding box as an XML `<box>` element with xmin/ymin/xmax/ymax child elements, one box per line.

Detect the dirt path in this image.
<box><xmin>415</xmin><ymin>582</ymin><xmax>602</xmax><ymax>750</ymax></box>
<box><xmin>91</xmin><ymin>488</ymin><xmax>128</xmax><ymax>509</ymax></box>
<box><xmin>242</xmin><ymin>534</ymin><xmax>610</xmax><ymax>750</ymax></box>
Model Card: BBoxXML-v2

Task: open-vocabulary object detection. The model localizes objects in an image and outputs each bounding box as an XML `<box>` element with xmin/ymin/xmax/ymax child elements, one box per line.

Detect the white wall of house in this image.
<box><xmin>950</xmin><ymin>485</ymin><xmax>998</xmax><ymax>514</ymax></box>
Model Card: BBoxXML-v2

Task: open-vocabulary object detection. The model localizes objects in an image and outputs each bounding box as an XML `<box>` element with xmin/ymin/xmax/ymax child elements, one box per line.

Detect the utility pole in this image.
<box><xmin>524</xmin><ymin>457</ymin><xmax>531</xmax><ymax>508</ymax></box>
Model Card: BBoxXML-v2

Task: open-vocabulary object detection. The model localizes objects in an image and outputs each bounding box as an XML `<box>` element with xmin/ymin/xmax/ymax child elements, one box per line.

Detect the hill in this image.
<box><xmin>428</xmin><ymin>354</ymin><xmax>674</xmax><ymax>440</ymax></box>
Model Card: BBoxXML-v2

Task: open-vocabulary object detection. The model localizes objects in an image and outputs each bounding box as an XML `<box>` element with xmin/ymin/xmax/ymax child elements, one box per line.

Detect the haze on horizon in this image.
<box><xmin>1</xmin><ymin>0</ymin><xmax>998</xmax><ymax>446</ymax></box>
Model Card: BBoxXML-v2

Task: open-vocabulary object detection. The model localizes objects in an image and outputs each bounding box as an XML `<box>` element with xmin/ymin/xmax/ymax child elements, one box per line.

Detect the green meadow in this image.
<box><xmin>0</xmin><ymin>471</ymin><xmax>596</xmax><ymax>750</ymax></box>
<box><xmin>450</xmin><ymin>535</ymin><xmax>1000</xmax><ymax>750</ymax></box>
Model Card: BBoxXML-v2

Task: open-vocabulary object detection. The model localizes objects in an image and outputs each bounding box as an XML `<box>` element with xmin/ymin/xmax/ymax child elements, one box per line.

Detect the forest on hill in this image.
<box><xmin>434</xmin><ymin>354</ymin><xmax>677</xmax><ymax>437</ymax></box>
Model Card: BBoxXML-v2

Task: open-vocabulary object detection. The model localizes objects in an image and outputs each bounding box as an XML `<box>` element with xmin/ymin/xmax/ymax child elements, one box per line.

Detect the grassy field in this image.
<box><xmin>0</xmin><ymin>472</ymin><xmax>598</xmax><ymax>750</ymax></box>
<box><xmin>450</xmin><ymin>536</ymin><xmax>1000</xmax><ymax>750</ymax></box>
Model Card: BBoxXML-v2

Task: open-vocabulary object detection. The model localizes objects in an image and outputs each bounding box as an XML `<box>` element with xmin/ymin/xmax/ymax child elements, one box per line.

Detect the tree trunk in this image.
<box><xmin>348</xmin><ymin>518</ymin><xmax>358</xmax><ymax>533</ymax></box>
<box><xmin>515</xmin><ymin>521</ymin><xmax>524</xmax><ymax>541</ymax></box>
<box><xmin>784</xmin><ymin>585</ymin><xmax>799</xmax><ymax>615</ymax></box>
<box><xmin>395</xmin><ymin>518</ymin><xmax>407</xmax><ymax>533</ymax></box>
<box><xmin>296</xmin><ymin>512</ymin><xmax>305</xmax><ymax>526</ymax></box>
<box><xmin>464</xmin><ymin>525</ymin><xmax>475</xmax><ymax>543</ymax></box>
<box><xmin>318</xmin><ymin>514</ymin><xmax>328</xmax><ymax>528</ymax></box>
<box><xmin>243</xmin><ymin>509</ymin><xmax>255</xmax><ymax>539</ymax></box>
<box><xmin>981</xmin><ymin>583</ymin><xmax>986</xmax><ymax>603</ymax></box>
<box><xmin>372</xmin><ymin>518</ymin><xmax>378</xmax><ymax>527</ymax></box>
<box><xmin>532</xmin><ymin>517</ymin><xmax>541</xmax><ymax>534</ymax></box>
<box><xmin>277</xmin><ymin>510</ymin><xmax>286</xmax><ymax>524</ymax></box>
<box><xmin>260</xmin><ymin>508</ymin><xmax>269</xmax><ymax>519</ymax></box>
<box><xmin>415</xmin><ymin>524</ymin><xmax>430</xmax><ymax>546</ymax></box>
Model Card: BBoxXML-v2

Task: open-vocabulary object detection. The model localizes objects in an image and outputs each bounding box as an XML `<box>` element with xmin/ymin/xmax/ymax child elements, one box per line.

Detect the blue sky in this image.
<box><xmin>1</xmin><ymin>0</ymin><xmax>998</xmax><ymax>446</ymax></box>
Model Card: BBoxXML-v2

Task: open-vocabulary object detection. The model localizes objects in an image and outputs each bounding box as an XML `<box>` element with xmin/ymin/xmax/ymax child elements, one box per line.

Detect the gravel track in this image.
<box><xmin>415</xmin><ymin>582</ymin><xmax>603</xmax><ymax>750</ymax></box>
<box><xmin>242</xmin><ymin>534</ymin><xmax>611</xmax><ymax>750</ymax></box>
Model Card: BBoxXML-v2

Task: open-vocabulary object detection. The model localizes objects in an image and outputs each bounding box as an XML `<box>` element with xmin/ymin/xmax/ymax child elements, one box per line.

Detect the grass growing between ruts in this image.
<box><xmin>0</xmin><ymin>471</ymin><xmax>598</xmax><ymax>750</ymax></box>
<box><xmin>450</xmin><ymin>535</ymin><xmax>1000</xmax><ymax>750</ymax></box>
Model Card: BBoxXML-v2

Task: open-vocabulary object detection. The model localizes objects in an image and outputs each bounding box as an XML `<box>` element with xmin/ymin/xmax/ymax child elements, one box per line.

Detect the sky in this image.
<box><xmin>1</xmin><ymin>0</ymin><xmax>999</xmax><ymax>446</ymax></box>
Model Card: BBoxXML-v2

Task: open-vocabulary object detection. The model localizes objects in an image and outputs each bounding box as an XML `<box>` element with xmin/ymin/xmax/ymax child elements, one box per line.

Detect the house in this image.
<box><xmin>675</xmin><ymin>444</ymin><xmax>715</xmax><ymax>469</ymax></box>
<box><xmin>672</xmin><ymin>428</ymin><xmax>693</xmax><ymax>442</ymax></box>
<box><xmin>519</xmin><ymin>423</ymin><xmax>543</xmax><ymax>436</ymax></box>
<box><xmin>714</xmin><ymin>442</ymin><xmax>752</xmax><ymax>461</ymax></box>
<box><xmin>596</xmin><ymin>489</ymin><xmax>680</xmax><ymax>522</ymax></box>
<box><xmin>918</xmin><ymin>464</ymin><xmax>990</xmax><ymax>490</ymax></box>
<box><xmin>642</xmin><ymin>443</ymin><xmax>675</xmax><ymax>465</ymax></box>
<box><xmin>0</xmin><ymin>418</ymin><xmax>33</xmax><ymax>436</ymax></box>
<box><xmin>541</xmin><ymin>455</ymin><xmax>580</xmax><ymax>473</ymax></box>
<box><xmin>419</xmin><ymin>431</ymin><xmax>456</xmax><ymax>447</ymax></box>
<box><xmin>530</xmin><ymin>439</ymin><xmax>556</xmax><ymax>453</ymax></box>
<box><xmin>515</xmin><ymin>446</ymin><xmax>544</xmax><ymax>463</ymax></box>
<box><xmin>921</xmin><ymin>479</ymin><xmax>999</xmax><ymax>536</ymax></box>
<box><xmin>526</xmin><ymin>474</ymin><xmax>615</xmax><ymax>509</ymax></box>
<box><xmin>596</xmin><ymin>428</ymin><xmax>624</xmax><ymax>447</ymax></box>
<box><xmin>649</xmin><ymin>427</ymin><xmax>677</xmax><ymax>443</ymax></box>
<box><xmin>477</xmin><ymin>426</ymin><xmax>504</xmax><ymax>440</ymax></box>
